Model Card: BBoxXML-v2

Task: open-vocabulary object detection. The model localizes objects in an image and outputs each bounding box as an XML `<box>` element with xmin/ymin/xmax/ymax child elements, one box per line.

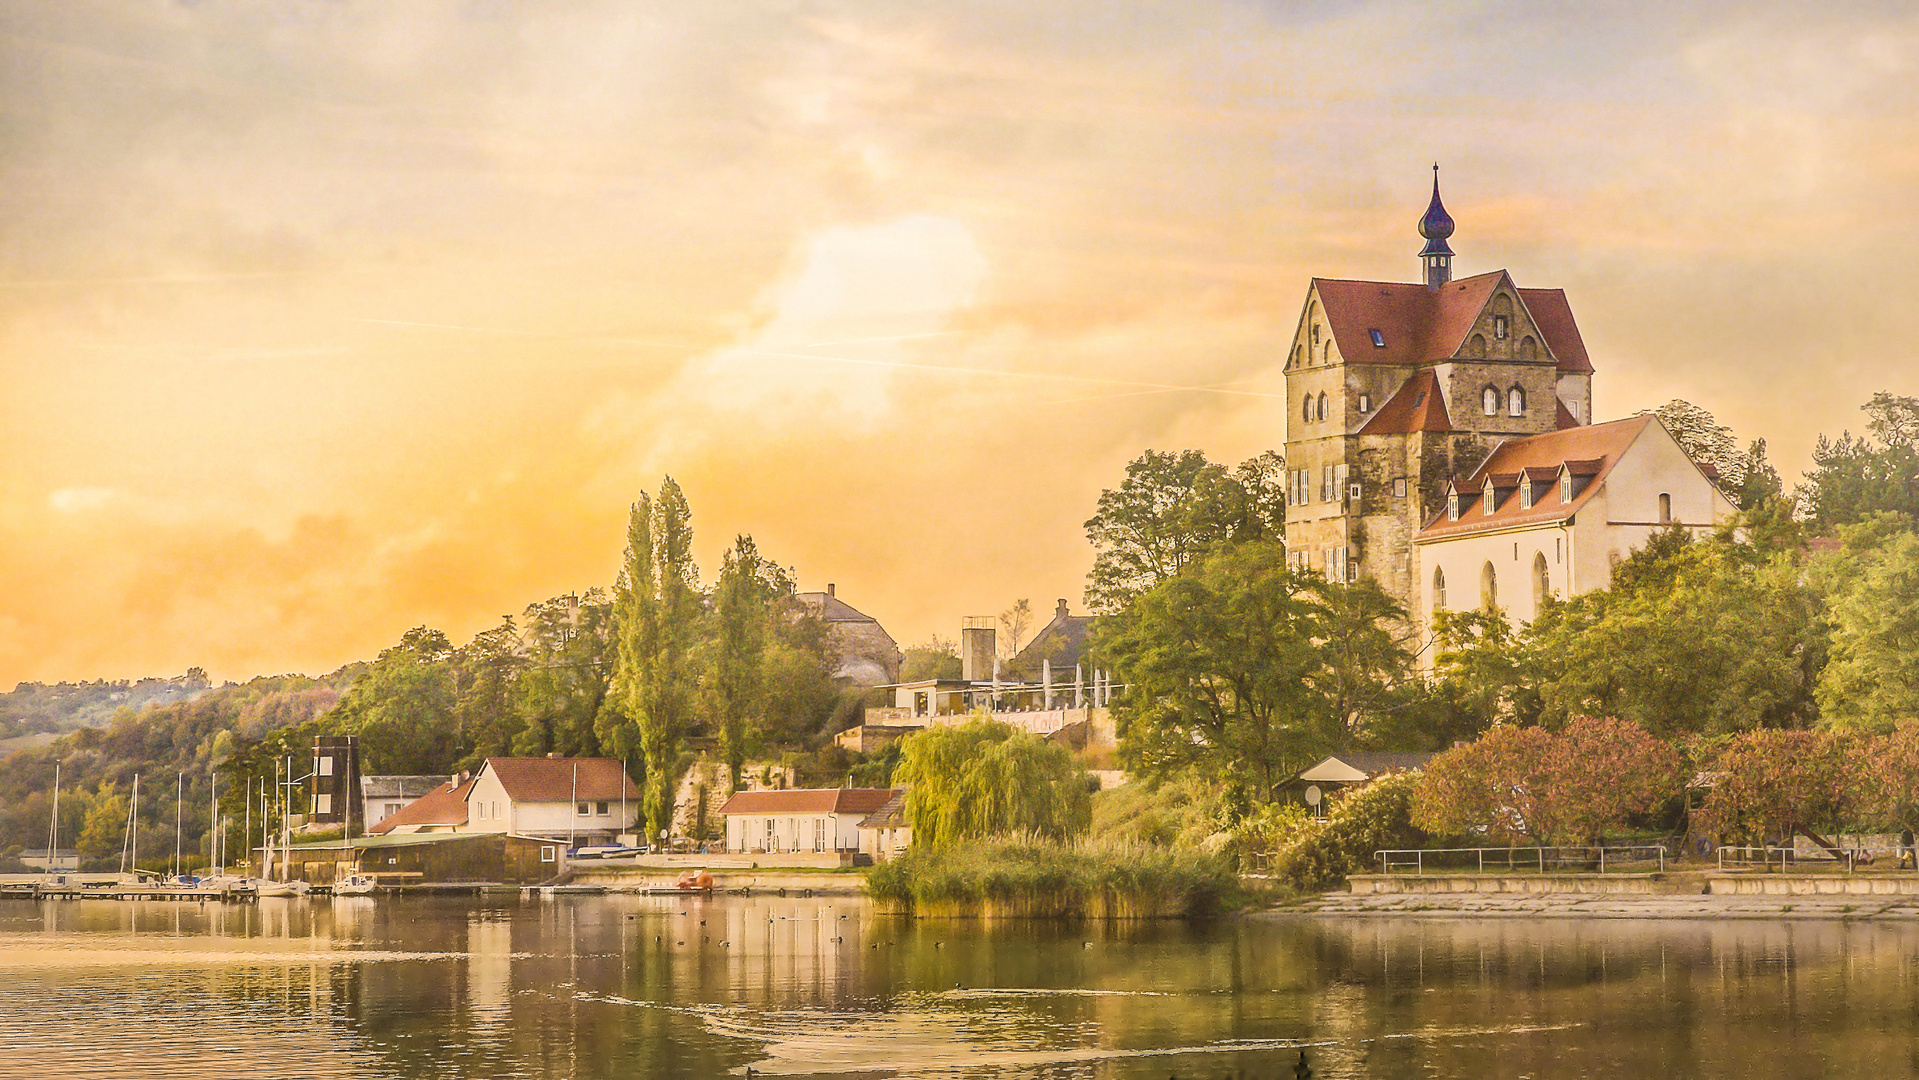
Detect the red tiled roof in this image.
<box><xmin>717</xmin><ymin>788</ymin><xmax>901</xmax><ymax>816</ymax></box>
<box><xmin>1312</xmin><ymin>272</ymin><xmax>1592</xmax><ymax>375</ymax></box>
<box><xmin>481</xmin><ymin>758</ymin><xmax>639</xmax><ymax>803</ymax></box>
<box><xmin>1358</xmin><ymin>369</ymin><xmax>1454</xmax><ymax>435</ymax></box>
<box><xmin>1555</xmin><ymin>398</ymin><xmax>1580</xmax><ymax>429</ymax></box>
<box><xmin>1416</xmin><ymin>415</ymin><xmax>1653</xmax><ymax>542</ymax></box>
<box><xmin>1516</xmin><ymin>289</ymin><xmax>1594</xmax><ymax>374</ymax></box>
<box><xmin>368</xmin><ymin>776</ymin><xmax>474</xmax><ymax>834</ymax></box>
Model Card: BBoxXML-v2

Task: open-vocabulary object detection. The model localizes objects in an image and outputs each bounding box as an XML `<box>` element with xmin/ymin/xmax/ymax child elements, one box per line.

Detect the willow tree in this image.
<box><xmin>603</xmin><ymin>478</ymin><xmax>702</xmax><ymax>840</ymax></box>
<box><xmin>892</xmin><ymin>718</ymin><xmax>1091</xmax><ymax>847</ymax></box>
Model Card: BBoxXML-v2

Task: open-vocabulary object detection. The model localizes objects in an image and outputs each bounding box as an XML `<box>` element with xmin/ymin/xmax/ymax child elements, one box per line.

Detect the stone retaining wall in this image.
<box><xmin>1348</xmin><ymin>873</ymin><xmax>1674</xmax><ymax>896</ymax></box>
<box><xmin>1706</xmin><ymin>874</ymin><xmax>1919</xmax><ymax>897</ymax></box>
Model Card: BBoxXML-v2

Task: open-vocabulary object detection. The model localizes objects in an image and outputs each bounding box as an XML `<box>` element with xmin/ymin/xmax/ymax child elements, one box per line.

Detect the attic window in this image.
<box><xmin>1494</xmin><ymin>315</ymin><xmax>1510</xmax><ymax>341</ymax></box>
<box><xmin>1357</xmin><ymin>393</ymin><xmax>1372</xmax><ymax>414</ymax></box>
<box><xmin>1413</xmin><ymin>391</ymin><xmax>1427</xmax><ymax>408</ymax></box>
<box><xmin>1369</xmin><ymin>329</ymin><xmax>1385</xmax><ymax>348</ymax></box>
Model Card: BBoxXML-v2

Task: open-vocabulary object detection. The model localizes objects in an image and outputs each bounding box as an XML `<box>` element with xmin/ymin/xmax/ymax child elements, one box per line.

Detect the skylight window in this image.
<box><xmin>1369</xmin><ymin>329</ymin><xmax>1385</xmax><ymax>347</ymax></box>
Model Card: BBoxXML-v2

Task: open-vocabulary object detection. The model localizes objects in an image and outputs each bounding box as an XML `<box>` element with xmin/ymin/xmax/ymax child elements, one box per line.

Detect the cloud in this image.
<box><xmin>2</xmin><ymin>1</ymin><xmax>1917</xmax><ymax>682</ymax></box>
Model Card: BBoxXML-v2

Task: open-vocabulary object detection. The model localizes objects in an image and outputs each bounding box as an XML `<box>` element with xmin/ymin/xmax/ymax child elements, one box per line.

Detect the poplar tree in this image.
<box><xmin>604</xmin><ymin>478</ymin><xmax>703</xmax><ymax>841</ymax></box>
<box><xmin>709</xmin><ymin>535</ymin><xmax>789</xmax><ymax>792</ymax></box>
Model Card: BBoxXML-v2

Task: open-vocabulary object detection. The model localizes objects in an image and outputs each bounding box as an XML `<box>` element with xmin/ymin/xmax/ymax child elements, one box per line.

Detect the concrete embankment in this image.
<box><xmin>1283</xmin><ymin>871</ymin><xmax>1919</xmax><ymax>920</ymax></box>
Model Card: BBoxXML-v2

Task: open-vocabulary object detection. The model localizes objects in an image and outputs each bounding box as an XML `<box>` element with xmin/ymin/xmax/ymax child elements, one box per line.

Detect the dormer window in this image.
<box><xmin>1520</xmin><ymin>482</ymin><xmax>1534</xmax><ymax>510</ymax></box>
<box><xmin>1561</xmin><ymin>474</ymin><xmax>1573</xmax><ymax>502</ymax></box>
<box><xmin>1448</xmin><ymin>494</ymin><xmax>1460</xmax><ymax>521</ymax></box>
<box><xmin>1493</xmin><ymin>314</ymin><xmax>1510</xmax><ymax>340</ymax></box>
<box><xmin>1369</xmin><ymin>329</ymin><xmax>1385</xmax><ymax>348</ymax></box>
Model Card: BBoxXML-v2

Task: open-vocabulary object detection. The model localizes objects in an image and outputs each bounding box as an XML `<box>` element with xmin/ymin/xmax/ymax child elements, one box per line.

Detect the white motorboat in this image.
<box><xmin>332</xmin><ymin>873</ymin><xmax>378</xmax><ymax>897</ymax></box>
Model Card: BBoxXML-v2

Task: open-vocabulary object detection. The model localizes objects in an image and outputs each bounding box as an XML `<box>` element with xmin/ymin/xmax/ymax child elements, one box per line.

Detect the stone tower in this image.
<box><xmin>1281</xmin><ymin>171</ymin><xmax>1596</xmax><ymax>615</ymax></box>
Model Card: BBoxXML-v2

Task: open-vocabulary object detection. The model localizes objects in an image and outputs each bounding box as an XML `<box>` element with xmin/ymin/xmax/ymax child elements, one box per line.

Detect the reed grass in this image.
<box><xmin>865</xmin><ymin>836</ymin><xmax>1239</xmax><ymax>919</ymax></box>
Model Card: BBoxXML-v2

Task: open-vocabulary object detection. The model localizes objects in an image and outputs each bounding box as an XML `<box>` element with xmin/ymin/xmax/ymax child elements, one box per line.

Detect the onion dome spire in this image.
<box><xmin>1418</xmin><ymin>163</ymin><xmax>1455</xmax><ymax>290</ymax></box>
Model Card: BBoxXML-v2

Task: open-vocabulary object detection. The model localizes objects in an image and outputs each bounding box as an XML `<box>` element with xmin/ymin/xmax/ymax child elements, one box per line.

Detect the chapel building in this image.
<box><xmin>1283</xmin><ymin>170</ymin><xmax>1734</xmax><ymax>635</ymax></box>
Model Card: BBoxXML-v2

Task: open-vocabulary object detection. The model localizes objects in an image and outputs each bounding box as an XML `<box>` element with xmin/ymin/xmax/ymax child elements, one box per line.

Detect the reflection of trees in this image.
<box><xmin>75</xmin><ymin>894</ymin><xmax>1919</xmax><ymax>1079</ymax></box>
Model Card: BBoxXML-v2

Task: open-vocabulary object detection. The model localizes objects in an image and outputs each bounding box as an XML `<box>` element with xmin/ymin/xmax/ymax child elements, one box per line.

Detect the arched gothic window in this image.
<box><xmin>1518</xmin><ymin>336</ymin><xmax>1538</xmax><ymax>361</ymax></box>
<box><xmin>1316</xmin><ymin>392</ymin><xmax>1329</xmax><ymax>421</ymax></box>
<box><xmin>1507</xmin><ymin>386</ymin><xmax>1526</xmax><ymax>416</ymax></box>
<box><xmin>1480</xmin><ymin>561</ymin><xmax>1498</xmax><ymax>610</ymax></box>
<box><xmin>1533</xmin><ymin>552</ymin><xmax>1550</xmax><ymax>610</ymax></box>
<box><xmin>1433</xmin><ymin>567</ymin><xmax>1447</xmax><ymax>612</ymax></box>
<box><xmin>1481</xmin><ymin>385</ymin><xmax>1500</xmax><ymax>416</ymax></box>
<box><xmin>1466</xmin><ymin>334</ymin><xmax>1487</xmax><ymax>359</ymax></box>
<box><xmin>1303</xmin><ymin>396</ymin><xmax>1314</xmax><ymax>423</ymax></box>
<box><xmin>1659</xmin><ymin>492</ymin><xmax>1672</xmax><ymax>524</ymax></box>
<box><xmin>1322</xmin><ymin>342</ymin><xmax>1333</xmax><ymax>364</ymax></box>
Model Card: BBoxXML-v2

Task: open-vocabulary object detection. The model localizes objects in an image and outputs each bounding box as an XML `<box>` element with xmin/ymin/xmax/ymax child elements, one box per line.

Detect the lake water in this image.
<box><xmin>2</xmin><ymin>894</ymin><xmax>1917</xmax><ymax>1078</ymax></box>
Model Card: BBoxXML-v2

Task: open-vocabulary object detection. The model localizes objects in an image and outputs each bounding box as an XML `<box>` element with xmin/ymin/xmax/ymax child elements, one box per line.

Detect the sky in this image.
<box><xmin>3</xmin><ymin>1</ymin><xmax>1918</xmax><ymax>685</ymax></box>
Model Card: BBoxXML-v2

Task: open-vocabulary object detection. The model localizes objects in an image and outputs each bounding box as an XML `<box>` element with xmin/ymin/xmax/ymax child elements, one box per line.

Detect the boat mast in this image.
<box><xmin>208</xmin><ymin>772</ymin><xmax>219</xmax><ymax>876</ymax></box>
<box><xmin>242</xmin><ymin>775</ymin><xmax>251</xmax><ymax>876</ymax></box>
<box><xmin>130</xmin><ymin>774</ymin><xmax>139</xmax><ymax>875</ymax></box>
<box><xmin>173</xmin><ymin>771</ymin><xmax>183</xmax><ymax>879</ymax></box>
<box><xmin>46</xmin><ymin>760</ymin><xmax>60</xmax><ymax>875</ymax></box>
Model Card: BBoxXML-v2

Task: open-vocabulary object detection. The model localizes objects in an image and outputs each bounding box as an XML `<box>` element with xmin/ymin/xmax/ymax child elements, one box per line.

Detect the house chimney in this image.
<box><xmin>1056</xmin><ymin>598</ymin><xmax>1069</xmax><ymax>618</ymax></box>
<box><xmin>827</xmin><ymin>583</ymin><xmax>836</xmax><ymax>597</ymax></box>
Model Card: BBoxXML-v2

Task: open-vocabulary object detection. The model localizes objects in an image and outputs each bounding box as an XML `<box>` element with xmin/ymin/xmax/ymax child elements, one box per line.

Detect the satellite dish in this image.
<box><xmin>1304</xmin><ymin>785</ymin><xmax>1322</xmax><ymax>807</ymax></box>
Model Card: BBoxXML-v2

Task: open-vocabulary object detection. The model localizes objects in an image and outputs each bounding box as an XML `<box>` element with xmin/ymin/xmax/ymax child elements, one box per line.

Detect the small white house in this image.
<box><xmin>718</xmin><ymin>788</ymin><xmax>900</xmax><ymax>854</ymax></box>
<box><xmin>857</xmin><ymin>791</ymin><xmax>912</xmax><ymax>863</ymax></box>
<box><xmin>462</xmin><ymin>757</ymin><xmax>640</xmax><ymax>845</ymax></box>
<box><xmin>367</xmin><ymin>757</ymin><xmax>640</xmax><ymax>845</ymax></box>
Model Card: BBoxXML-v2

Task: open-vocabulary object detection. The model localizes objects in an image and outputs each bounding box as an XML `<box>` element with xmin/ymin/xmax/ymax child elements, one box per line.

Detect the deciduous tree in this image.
<box><xmin>1694</xmin><ymin>728</ymin><xmax>1868</xmax><ymax>845</ymax></box>
<box><xmin>1412</xmin><ymin>716</ymin><xmax>1680</xmax><ymax>845</ymax></box>
<box><xmin>1100</xmin><ymin>542</ymin><xmax>1407</xmax><ymax>810</ymax></box>
<box><xmin>1082</xmin><ymin>448</ymin><xmax>1286</xmax><ymax>614</ymax></box>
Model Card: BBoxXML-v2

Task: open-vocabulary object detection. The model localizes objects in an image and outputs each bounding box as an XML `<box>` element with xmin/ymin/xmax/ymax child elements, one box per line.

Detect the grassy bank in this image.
<box><xmin>865</xmin><ymin>837</ymin><xmax>1242</xmax><ymax>919</ymax></box>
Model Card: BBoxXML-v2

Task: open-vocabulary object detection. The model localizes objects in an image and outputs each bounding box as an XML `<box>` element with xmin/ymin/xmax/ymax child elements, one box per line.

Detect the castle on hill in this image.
<box><xmin>1282</xmin><ymin>170</ymin><xmax>1737</xmax><ymax>639</ymax></box>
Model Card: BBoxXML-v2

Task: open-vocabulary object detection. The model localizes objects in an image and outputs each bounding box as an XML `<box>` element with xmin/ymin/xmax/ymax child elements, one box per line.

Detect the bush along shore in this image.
<box><xmin>864</xmin><ymin>837</ymin><xmax>1241</xmax><ymax>919</ymax></box>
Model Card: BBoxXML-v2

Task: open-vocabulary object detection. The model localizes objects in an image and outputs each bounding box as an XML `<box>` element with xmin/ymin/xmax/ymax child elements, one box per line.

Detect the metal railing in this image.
<box><xmin>1374</xmin><ymin>845</ymin><xmax>1667</xmax><ymax>875</ymax></box>
<box><xmin>1715</xmin><ymin>844</ymin><xmax>1890</xmax><ymax>874</ymax></box>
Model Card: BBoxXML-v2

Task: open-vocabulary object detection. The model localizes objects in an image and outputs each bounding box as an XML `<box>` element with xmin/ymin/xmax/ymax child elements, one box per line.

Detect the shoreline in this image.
<box><xmin>1272</xmin><ymin>887</ymin><xmax>1919</xmax><ymax>921</ymax></box>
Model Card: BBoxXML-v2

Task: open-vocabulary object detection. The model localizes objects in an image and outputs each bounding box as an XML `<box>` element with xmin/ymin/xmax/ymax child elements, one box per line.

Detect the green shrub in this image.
<box><xmin>1270</xmin><ymin>773</ymin><xmax>1428</xmax><ymax>892</ymax></box>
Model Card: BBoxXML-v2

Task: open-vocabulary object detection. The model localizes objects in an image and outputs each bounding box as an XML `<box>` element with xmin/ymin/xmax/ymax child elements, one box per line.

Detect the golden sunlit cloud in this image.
<box><xmin>2</xmin><ymin>2</ymin><xmax>1917</xmax><ymax>684</ymax></box>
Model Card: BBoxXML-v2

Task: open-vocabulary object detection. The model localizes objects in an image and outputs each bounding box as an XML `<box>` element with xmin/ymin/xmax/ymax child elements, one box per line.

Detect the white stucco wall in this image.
<box><xmin>725</xmin><ymin>811</ymin><xmax>865</xmax><ymax>853</ymax></box>
<box><xmin>1412</xmin><ymin>420</ymin><xmax>1739</xmax><ymax>655</ymax></box>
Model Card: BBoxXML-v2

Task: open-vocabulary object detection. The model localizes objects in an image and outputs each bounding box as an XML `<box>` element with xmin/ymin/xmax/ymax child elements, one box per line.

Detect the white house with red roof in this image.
<box><xmin>1411</xmin><ymin>413</ymin><xmax>1738</xmax><ymax>642</ymax></box>
<box><xmin>463</xmin><ymin>757</ymin><xmax>640</xmax><ymax>844</ymax></box>
<box><xmin>368</xmin><ymin>757</ymin><xmax>640</xmax><ymax>845</ymax></box>
<box><xmin>717</xmin><ymin>788</ymin><xmax>900</xmax><ymax>854</ymax></box>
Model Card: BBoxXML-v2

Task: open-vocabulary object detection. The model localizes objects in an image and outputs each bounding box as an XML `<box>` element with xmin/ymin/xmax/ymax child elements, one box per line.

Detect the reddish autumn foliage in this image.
<box><xmin>1412</xmin><ymin>716</ymin><xmax>1682</xmax><ymax>845</ymax></box>
<box><xmin>1694</xmin><ymin>728</ymin><xmax>1870</xmax><ymax>843</ymax></box>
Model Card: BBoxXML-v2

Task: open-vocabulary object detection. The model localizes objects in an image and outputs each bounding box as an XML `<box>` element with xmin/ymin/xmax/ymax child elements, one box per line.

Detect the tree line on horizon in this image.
<box><xmin>1</xmin><ymin>390</ymin><xmax>1915</xmax><ymax>870</ymax></box>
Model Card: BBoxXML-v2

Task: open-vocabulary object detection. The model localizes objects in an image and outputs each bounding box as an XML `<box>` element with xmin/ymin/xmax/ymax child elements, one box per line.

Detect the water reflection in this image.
<box><xmin>3</xmin><ymin>896</ymin><xmax>1919</xmax><ymax>1078</ymax></box>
